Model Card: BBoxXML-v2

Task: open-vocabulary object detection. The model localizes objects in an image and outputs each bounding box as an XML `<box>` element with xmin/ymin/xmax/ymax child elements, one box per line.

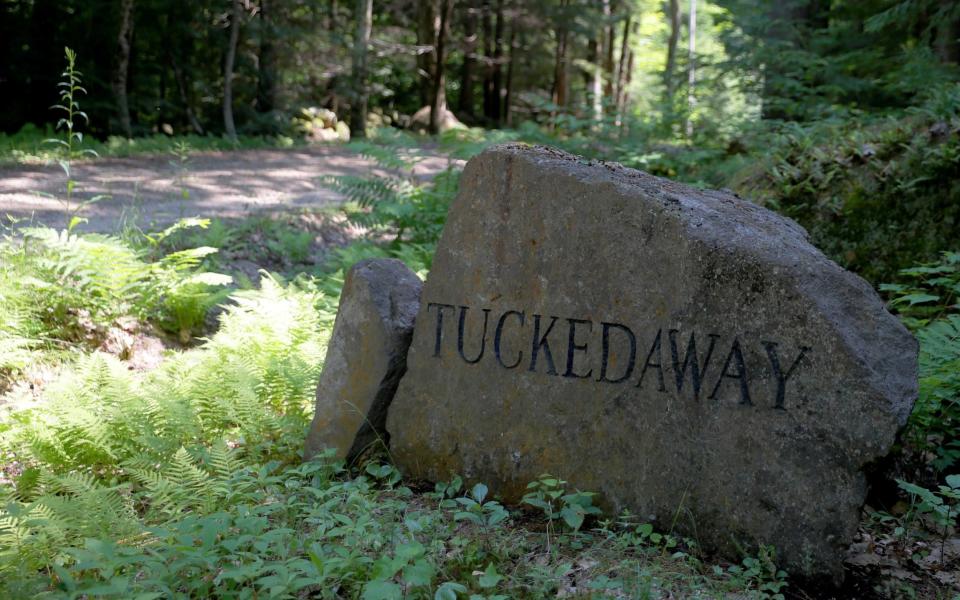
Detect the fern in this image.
<box><xmin>323</xmin><ymin>169</ymin><xmax>455</xmax><ymax>244</ymax></box>
<box><xmin>0</xmin><ymin>471</ymin><xmax>140</xmax><ymax>575</ymax></box>
<box><xmin>349</xmin><ymin>128</ymin><xmax>423</xmax><ymax>172</ymax></box>
<box><xmin>439</xmin><ymin>126</ymin><xmax>521</xmax><ymax>160</ymax></box>
<box><xmin>0</xmin><ymin>272</ymin><xmax>328</xmax><ymax>587</ymax></box>
<box><xmin>865</xmin><ymin>0</ymin><xmax>960</xmax><ymax>35</ymax></box>
<box><xmin>0</xmin><ymin>222</ymin><xmax>231</xmax><ymax>351</ymax></box>
<box><xmin>909</xmin><ymin>315</ymin><xmax>960</xmax><ymax>468</ymax></box>
<box><xmin>350</xmin><ymin>140</ymin><xmax>419</xmax><ymax>172</ymax></box>
<box><xmin>323</xmin><ymin>174</ymin><xmax>408</xmax><ymax>209</ymax></box>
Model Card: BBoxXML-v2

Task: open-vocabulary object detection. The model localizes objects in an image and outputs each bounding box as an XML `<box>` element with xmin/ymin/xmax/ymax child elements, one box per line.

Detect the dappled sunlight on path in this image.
<box><xmin>0</xmin><ymin>145</ymin><xmax>458</xmax><ymax>232</ymax></box>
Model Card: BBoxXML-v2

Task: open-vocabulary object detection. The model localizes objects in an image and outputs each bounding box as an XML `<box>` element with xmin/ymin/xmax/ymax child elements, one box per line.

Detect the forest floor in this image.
<box><xmin>0</xmin><ymin>145</ymin><xmax>457</xmax><ymax>232</ymax></box>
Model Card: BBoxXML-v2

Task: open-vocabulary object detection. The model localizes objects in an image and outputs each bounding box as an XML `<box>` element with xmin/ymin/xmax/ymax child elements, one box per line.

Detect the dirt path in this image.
<box><xmin>0</xmin><ymin>145</ymin><xmax>456</xmax><ymax>233</ymax></box>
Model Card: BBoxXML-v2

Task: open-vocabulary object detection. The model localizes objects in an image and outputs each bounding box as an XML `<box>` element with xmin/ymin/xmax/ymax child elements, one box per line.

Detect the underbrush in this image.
<box><xmin>730</xmin><ymin>85</ymin><xmax>960</xmax><ymax>284</ymax></box>
<box><xmin>0</xmin><ymin>276</ymin><xmax>330</xmax><ymax>597</ymax></box>
<box><xmin>884</xmin><ymin>252</ymin><xmax>960</xmax><ymax>472</ymax></box>
<box><xmin>0</xmin><ymin>221</ymin><xmax>231</xmax><ymax>382</ymax></box>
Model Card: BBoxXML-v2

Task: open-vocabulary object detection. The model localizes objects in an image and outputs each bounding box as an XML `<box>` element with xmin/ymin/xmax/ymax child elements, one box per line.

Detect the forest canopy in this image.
<box><xmin>2</xmin><ymin>0</ymin><xmax>958</xmax><ymax>139</ymax></box>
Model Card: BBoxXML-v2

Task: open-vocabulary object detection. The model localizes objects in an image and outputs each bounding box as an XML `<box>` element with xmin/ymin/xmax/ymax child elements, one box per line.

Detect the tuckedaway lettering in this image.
<box><xmin>426</xmin><ymin>302</ymin><xmax>810</xmax><ymax>410</ymax></box>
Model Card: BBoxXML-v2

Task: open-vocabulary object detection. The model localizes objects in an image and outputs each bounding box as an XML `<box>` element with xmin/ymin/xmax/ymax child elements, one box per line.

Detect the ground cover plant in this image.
<box><xmin>0</xmin><ymin>124</ymin><xmax>797</xmax><ymax>598</ymax></box>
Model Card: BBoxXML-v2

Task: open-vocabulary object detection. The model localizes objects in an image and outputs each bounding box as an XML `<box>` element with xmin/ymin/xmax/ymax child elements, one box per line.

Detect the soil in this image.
<box><xmin>0</xmin><ymin>144</ymin><xmax>458</xmax><ymax>233</ymax></box>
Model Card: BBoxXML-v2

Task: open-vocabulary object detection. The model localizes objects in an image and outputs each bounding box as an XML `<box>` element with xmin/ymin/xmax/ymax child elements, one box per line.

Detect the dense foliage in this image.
<box><xmin>3</xmin><ymin>1</ymin><xmax>957</xmax><ymax>138</ymax></box>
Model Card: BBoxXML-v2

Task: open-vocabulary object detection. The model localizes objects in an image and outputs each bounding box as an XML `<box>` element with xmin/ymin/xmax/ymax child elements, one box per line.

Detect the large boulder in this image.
<box><xmin>304</xmin><ymin>258</ymin><xmax>421</xmax><ymax>462</ymax></box>
<box><xmin>408</xmin><ymin>105</ymin><xmax>465</xmax><ymax>133</ymax></box>
<box><xmin>386</xmin><ymin>144</ymin><xmax>917</xmax><ymax>579</ymax></box>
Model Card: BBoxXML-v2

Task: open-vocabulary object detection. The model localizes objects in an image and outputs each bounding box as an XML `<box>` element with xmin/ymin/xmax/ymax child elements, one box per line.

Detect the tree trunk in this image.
<box><xmin>458</xmin><ymin>1</ymin><xmax>478</xmax><ymax>118</ymax></box>
<box><xmin>328</xmin><ymin>0</ymin><xmax>338</xmax><ymax>31</ymax></box>
<box><xmin>113</xmin><ymin>0</ymin><xmax>135</xmax><ymax>138</ymax></box>
<box><xmin>804</xmin><ymin>0</ymin><xmax>829</xmax><ymax>30</ymax></box>
<box><xmin>603</xmin><ymin>0</ymin><xmax>616</xmax><ymax>102</ymax></box>
<box><xmin>158</xmin><ymin>55</ymin><xmax>168</xmax><ymax>126</ymax></box>
<box><xmin>503</xmin><ymin>24</ymin><xmax>516</xmax><ymax>125</ymax></box>
<box><xmin>551</xmin><ymin>0</ymin><xmax>570</xmax><ymax>113</ymax></box>
<box><xmin>936</xmin><ymin>17</ymin><xmax>960</xmax><ymax>64</ymax></box>
<box><xmin>430</xmin><ymin>0</ymin><xmax>452</xmax><ymax>134</ymax></box>
<box><xmin>417</xmin><ymin>0</ymin><xmax>439</xmax><ymax>108</ymax></box>
<box><xmin>256</xmin><ymin>0</ymin><xmax>278</xmax><ymax>114</ymax></box>
<box><xmin>223</xmin><ymin>0</ymin><xmax>241</xmax><ymax>141</ymax></box>
<box><xmin>760</xmin><ymin>0</ymin><xmax>820</xmax><ymax>120</ymax></box>
<box><xmin>350</xmin><ymin>0</ymin><xmax>373</xmax><ymax>138</ymax></box>
<box><xmin>587</xmin><ymin>36</ymin><xmax>602</xmax><ymax>124</ymax></box>
<box><xmin>664</xmin><ymin>0</ymin><xmax>680</xmax><ymax>101</ymax></box>
<box><xmin>619</xmin><ymin>47</ymin><xmax>634</xmax><ymax>136</ymax></box>
<box><xmin>686</xmin><ymin>0</ymin><xmax>696</xmax><ymax>136</ymax></box>
<box><xmin>552</xmin><ymin>30</ymin><xmax>568</xmax><ymax>110</ymax></box>
<box><xmin>481</xmin><ymin>0</ymin><xmax>494</xmax><ymax>120</ymax></box>
<box><xmin>490</xmin><ymin>0</ymin><xmax>504</xmax><ymax>125</ymax></box>
<box><xmin>614</xmin><ymin>13</ymin><xmax>631</xmax><ymax>125</ymax></box>
<box><xmin>169</xmin><ymin>0</ymin><xmax>203</xmax><ymax>134</ymax></box>
<box><xmin>172</xmin><ymin>53</ymin><xmax>204</xmax><ymax>134</ymax></box>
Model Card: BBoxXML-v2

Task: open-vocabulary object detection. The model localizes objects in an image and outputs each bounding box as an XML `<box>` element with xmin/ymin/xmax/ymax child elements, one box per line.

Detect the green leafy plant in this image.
<box><xmin>897</xmin><ymin>476</ymin><xmax>960</xmax><ymax>562</ymax></box>
<box><xmin>882</xmin><ymin>251</ymin><xmax>960</xmax><ymax>330</ymax></box>
<box><xmin>719</xmin><ymin>545</ymin><xmax>788</xmax><ymax>600</ymax></box>
<box><xmin>909</xmin><ymin>314</ymin><xmax>960</xmax><ymax>469</ymax></box>
<box><xmin>266</xmin><ymin>226</ymin><xmax>313</xmax><ymax>264</ymax></box>
<box><xmin>522</xmin><ymin>474</ymin><xmax>602</xmax><ymax>552</ymax></box>
<box><xmin>168</xmin><ymin>139</ymin><xmax>193</xmax><ymax>213</ymax></box>
<box><xmin>619</xmin><ymin>519</ymin><xmax>680</xmax><ymax>553</ymax></box>
<box><xmin>323</xmin><ymin>131</ymin><xmax>457</xmax><ymax>248</ymax></box>
<box><xmin>364</xmin><ymin>462</ymin><xmax>403</xmax><ymax>487</ymax></box>
<box><xmin>447</xmin><ymin>483</ymin><xmax>510</xmax><ymax>531</ymax></box>
<box><xmin>41</xmin><ymin>47</ymin><xmax>107</xmax><ymax>232</ymax></box>
<box><xmin>731</xmin><ymin>91</ymin><xmax>960</xmax><ymax>283</ymax></box>
<box><xmin>881</xmin><ymin>252</ymin><xmax>960</xmax><ymax>469</ymax></box>
<box><xmin>0</xmin><ymin>222</ymin><xmax>231</xmax><ymax>346</ymax></box>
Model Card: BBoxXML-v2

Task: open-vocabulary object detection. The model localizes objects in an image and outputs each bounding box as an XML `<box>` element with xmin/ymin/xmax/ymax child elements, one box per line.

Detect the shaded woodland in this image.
<box><xmin>3</xmin><ymin>0</ymin><xmax>957</xmax><ymax>138</ymax></box>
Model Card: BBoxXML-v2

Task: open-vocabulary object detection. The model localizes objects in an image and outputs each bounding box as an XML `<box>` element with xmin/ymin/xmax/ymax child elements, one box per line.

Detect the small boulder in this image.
<box><xmin>304</xmin><ymin>258</ymin><xmax>422</xmax><ymax>462</ymax></box>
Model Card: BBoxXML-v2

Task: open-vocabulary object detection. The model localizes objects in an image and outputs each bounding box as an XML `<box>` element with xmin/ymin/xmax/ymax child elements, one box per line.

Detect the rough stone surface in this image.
<box><xmin>304</xmin><ymin>258</ymin><xmax>421</xmax><ymax>462</ymax></box>
<box><xmin>386</xmin><ymin>144</ymin><xmax>918</xmax><ymax>578</ymax></box>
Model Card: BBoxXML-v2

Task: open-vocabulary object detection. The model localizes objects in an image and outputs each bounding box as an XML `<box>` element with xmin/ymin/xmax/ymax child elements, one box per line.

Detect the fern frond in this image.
<box><xmin>321</xmin><ymin>174</ymin><xmax>406</xmax><ymax>208</ymax></box>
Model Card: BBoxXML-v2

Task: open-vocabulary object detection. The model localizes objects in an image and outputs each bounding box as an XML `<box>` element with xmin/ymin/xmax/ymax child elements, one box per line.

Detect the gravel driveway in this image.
<box><xmin>0</xmin><ymin>145</ymin><xmax>457</xmax><ymax>233</ymax></box>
